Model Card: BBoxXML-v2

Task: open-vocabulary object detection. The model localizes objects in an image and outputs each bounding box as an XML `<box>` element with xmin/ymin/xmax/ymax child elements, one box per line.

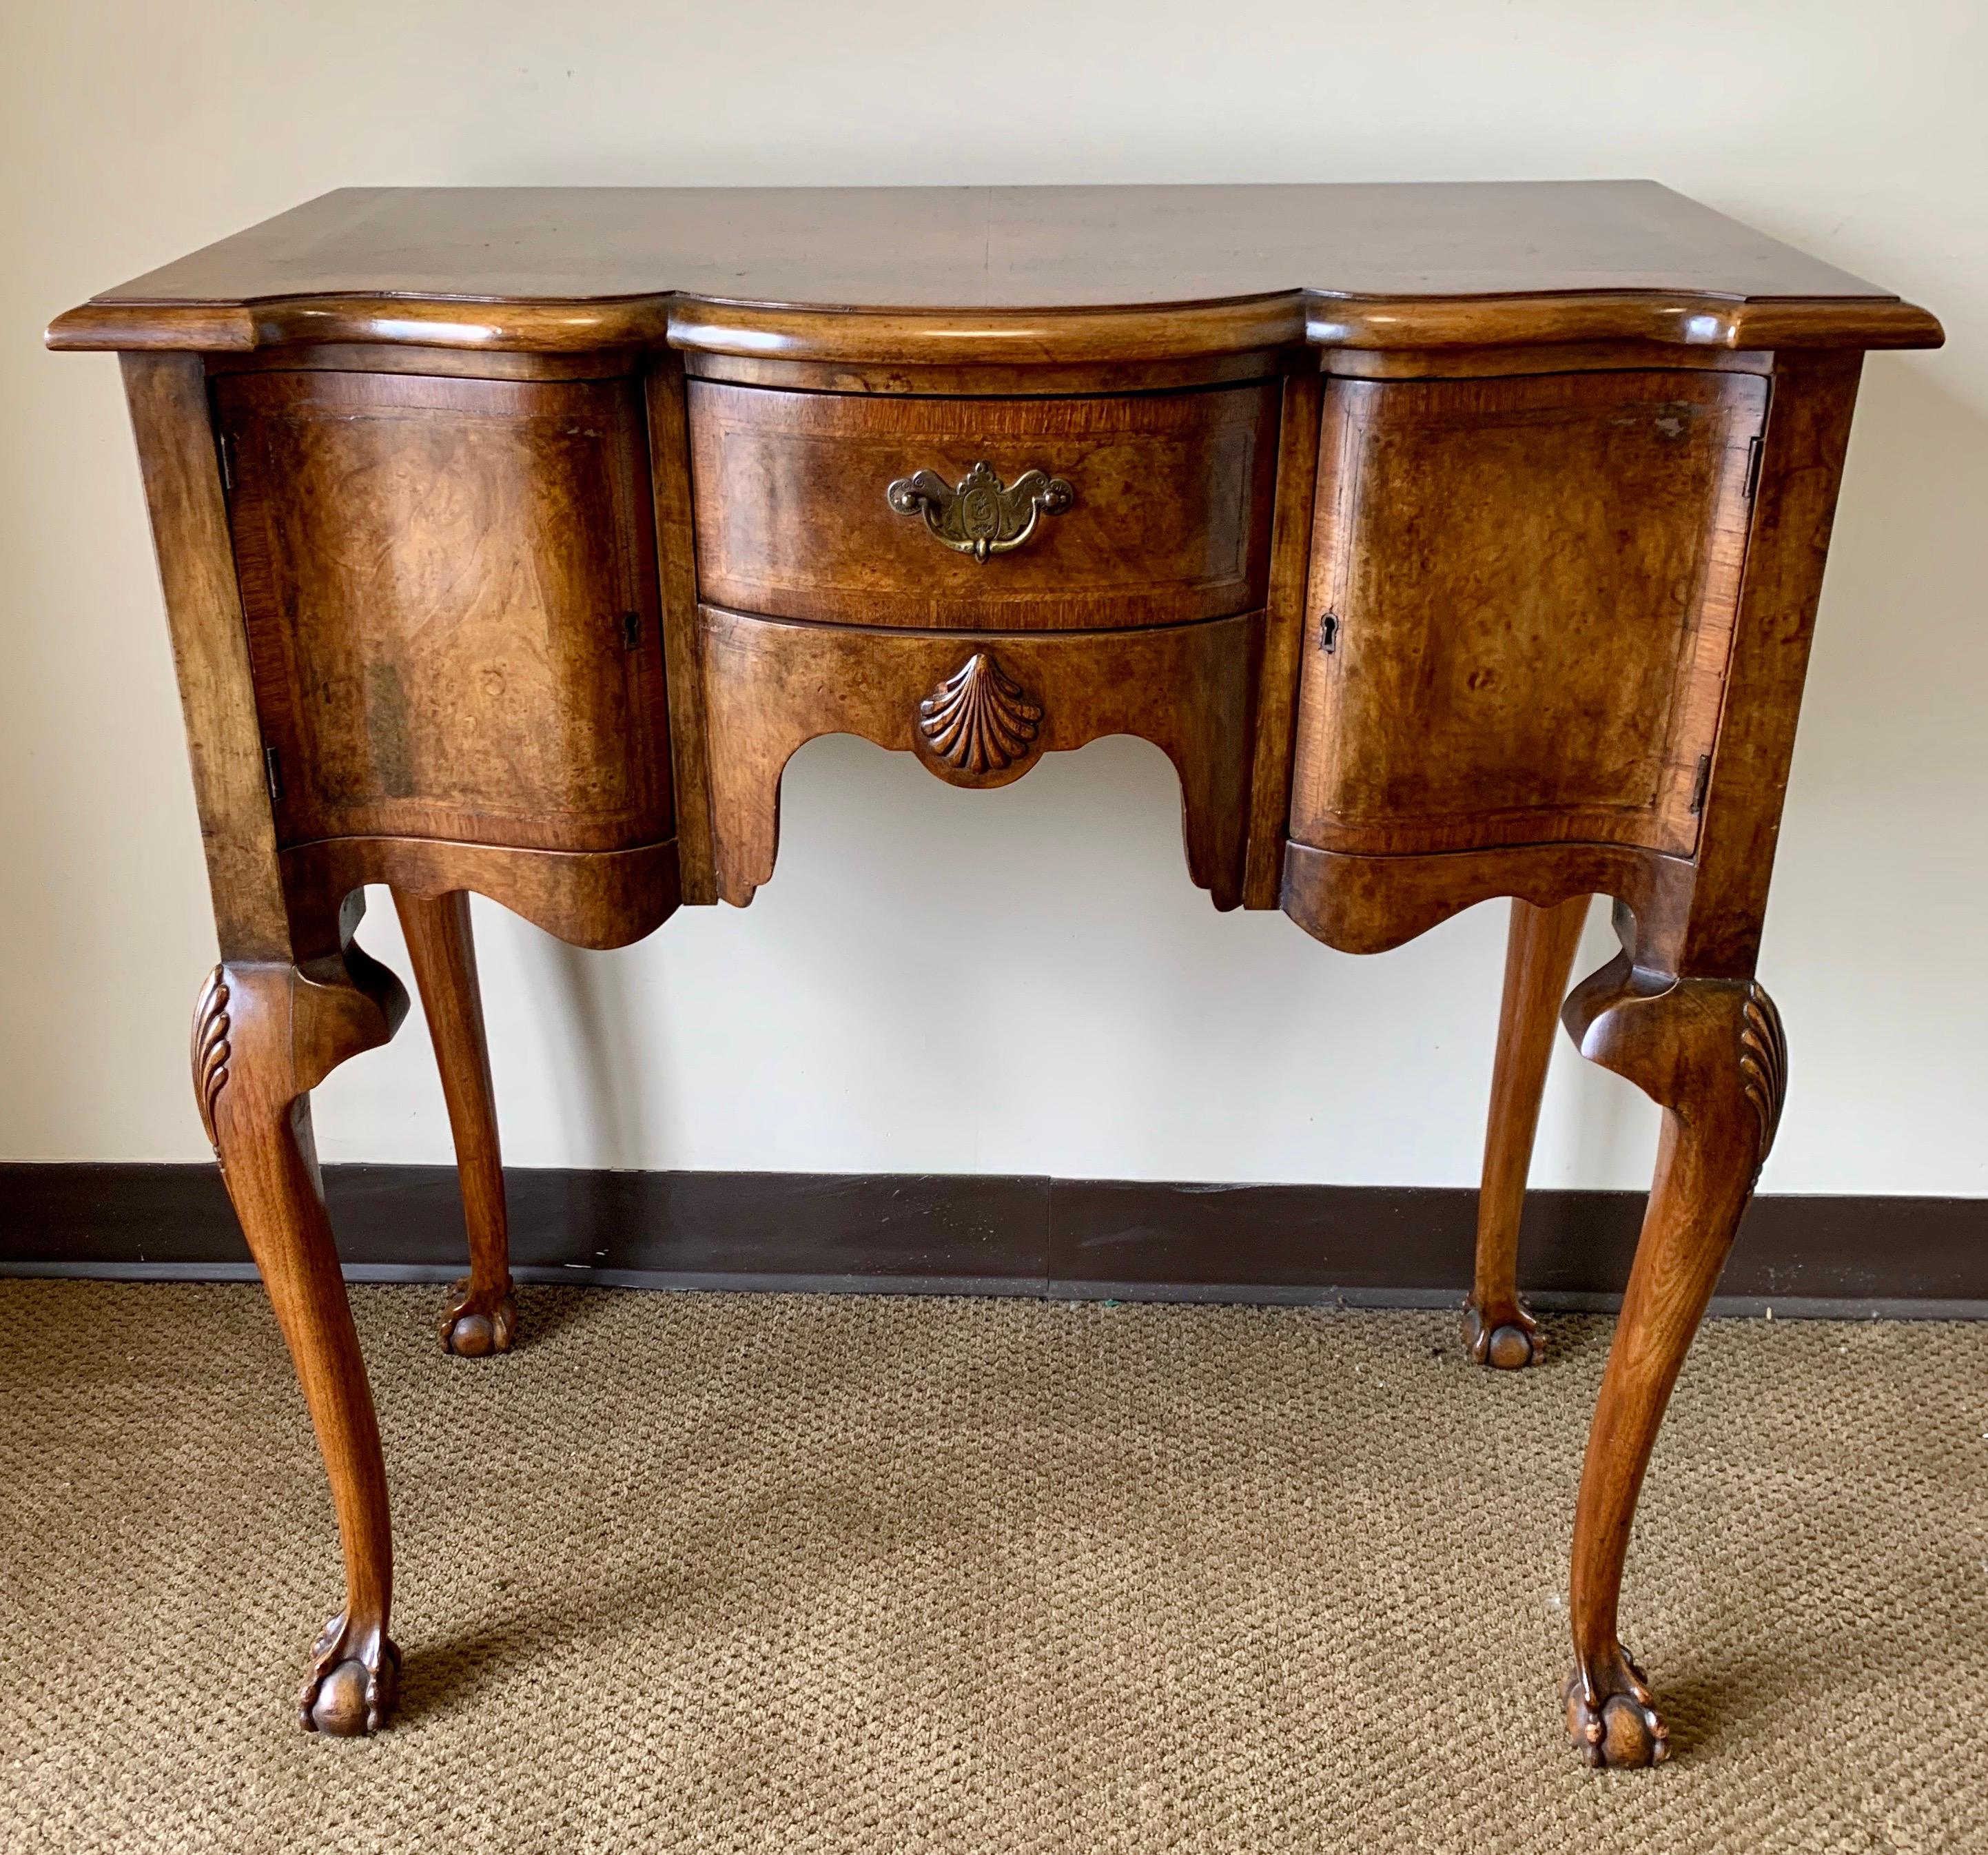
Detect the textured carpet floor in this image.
<box><xmin>0</xmin><ymin>1282</ymin><xmax>1984</xmax><ymax>1854</ymax></box>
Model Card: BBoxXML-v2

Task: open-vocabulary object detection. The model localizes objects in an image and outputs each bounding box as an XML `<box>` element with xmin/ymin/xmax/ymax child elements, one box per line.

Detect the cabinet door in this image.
<box><xmin>1289</xmin><ymin>369</ymin><xmax>1767</xmax><ymax>858</ymax></box>
<box><xmin>217</xmin><ymin>369</ymin><xmax>670</xmax><ymax>854</ymax></box>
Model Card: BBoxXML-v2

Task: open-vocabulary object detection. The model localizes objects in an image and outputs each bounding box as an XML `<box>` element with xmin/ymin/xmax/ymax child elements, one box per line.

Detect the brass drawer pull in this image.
<box><xmin>885</xmin><ymin>460</ymin><xmax>1074</xmax><ymax>563</ymax></box>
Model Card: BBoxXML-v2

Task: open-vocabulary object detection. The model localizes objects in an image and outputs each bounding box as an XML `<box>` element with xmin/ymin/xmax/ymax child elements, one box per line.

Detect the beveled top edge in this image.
<box><xmin>47</xmin><ymin>287</ymin><xmax>1944</xmax><ymax>359</ymax></box>
<box><xmin>46</xmin><ymin>182</ymin><xmax>1945</xmax><ymax>358</ymax></box>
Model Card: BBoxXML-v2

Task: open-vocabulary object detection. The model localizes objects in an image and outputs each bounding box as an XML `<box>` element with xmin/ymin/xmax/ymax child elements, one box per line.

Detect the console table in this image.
<box><xmin>50</xmin><ymin>183</ymin><xmax>1940</xmax><ymax>1765</ymax></box>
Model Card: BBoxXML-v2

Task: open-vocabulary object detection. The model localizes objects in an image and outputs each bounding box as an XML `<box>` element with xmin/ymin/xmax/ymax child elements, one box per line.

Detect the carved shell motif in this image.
<box><xmin>1738</xmin><ymin>984</ymin><xmax>1787</xmax><ymax>1167</ymax></box>
<box><xmin>193</xmin><ymin>967</ymin><xmax>232</xmax><ymax>1154</ymax></box>
<box><xmin>917</xmin><ymin>653</ymin><xmax>1043</xmax><ymax>775</ymax></box>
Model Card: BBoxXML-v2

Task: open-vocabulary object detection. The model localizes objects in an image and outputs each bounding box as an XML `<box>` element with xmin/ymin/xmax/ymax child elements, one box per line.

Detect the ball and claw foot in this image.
<box><xmin>438</xmin><ymin>1278</ymin><xmax>516</xmax><ymax>1357</ymax></box>
<box><xmin>1462</xmin><ymin>1299</ymin><xmax>1539</xmax><ymax>1371</ymax></box>
<box><xmin>1564</xmin><ymin>1657</ymin><xmax>1670</xmax><ymax>1768</ymax></box>
<box><xmin>300</xmin><ymin>1613</ymin><xmax>400</xmax><ymax>1736</ymax></box>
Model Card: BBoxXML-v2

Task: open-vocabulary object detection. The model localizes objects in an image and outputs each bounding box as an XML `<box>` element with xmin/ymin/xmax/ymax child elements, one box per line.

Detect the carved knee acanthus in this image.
<box><xmin>1563</xmin><ymin>956</ymin><xmax>1785</xmax><ymax>1176</ymax></box>
<box><xmin>1555</xmin><ymin>954</ymin><xmax>1785</xmax><ymax>1770</ymax></box>
<box><xmin>191</xmin><ymin>939</ymin><xmax>408</xmax><ymax>1736</ymax></box>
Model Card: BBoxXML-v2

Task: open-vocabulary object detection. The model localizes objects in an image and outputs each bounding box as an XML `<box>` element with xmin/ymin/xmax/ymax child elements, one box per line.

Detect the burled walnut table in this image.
<box><xmin>51</xmin><ymin>183</ymin><xmax>1940</xmax><ymax>1764</ymax></box>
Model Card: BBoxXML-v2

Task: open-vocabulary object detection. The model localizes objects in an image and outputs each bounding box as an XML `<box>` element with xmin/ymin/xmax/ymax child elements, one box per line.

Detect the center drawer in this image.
<box><xmin>686</xmin><ymin>378</ymin><xmax>1281</xmax><ymax>628</ymax></box>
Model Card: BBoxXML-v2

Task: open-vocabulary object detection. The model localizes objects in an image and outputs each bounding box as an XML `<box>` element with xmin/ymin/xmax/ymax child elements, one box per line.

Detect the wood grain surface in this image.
<box><xmin>48</xmin><ymin>183</ymin><xmax>1942</xmax><ymax>357</ymax></box>
<box><xmin>57</xmin><ymin>181</ymin><xmax>1940</xmax><ymax>1763</ymax></box>
<box><xmin>217</xmin><ymin>368</ymin><xmax>672</xmax><ymax>854</ymax></box>
<box><xmin>698</xmin><ymin>607</ymin><xmax>1260</xmax><ymax>909</ymax></box>
<box><xmin>1290</xmin><ymin>367</ymin><xmax>1765</xmax><ymax>859</ymax></box>
<box><xmin>688</xmin><ymin>378</ymin><xmax>1279</xmax><ymax>628</ymax></box>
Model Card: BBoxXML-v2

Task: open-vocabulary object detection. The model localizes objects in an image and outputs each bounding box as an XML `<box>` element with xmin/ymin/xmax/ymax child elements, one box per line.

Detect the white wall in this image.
<box><xmin>1</xmin><ymin>1</ymin><xmax>1982</xmax><ymax>1195</ymax></box>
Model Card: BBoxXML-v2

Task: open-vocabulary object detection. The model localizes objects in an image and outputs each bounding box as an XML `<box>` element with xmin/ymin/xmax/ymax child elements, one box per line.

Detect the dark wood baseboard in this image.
<box><xmin>1</xmin><ymin>1163</ymin><xmax>1982</xmax><ymax>1318</ymax></box>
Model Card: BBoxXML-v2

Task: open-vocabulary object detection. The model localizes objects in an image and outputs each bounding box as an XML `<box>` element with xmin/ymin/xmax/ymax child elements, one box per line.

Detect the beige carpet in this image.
<box><xmin>1</xmin><ymin>1281</ymin><xmax>1984</xmax><ymax>1854</ymax></box>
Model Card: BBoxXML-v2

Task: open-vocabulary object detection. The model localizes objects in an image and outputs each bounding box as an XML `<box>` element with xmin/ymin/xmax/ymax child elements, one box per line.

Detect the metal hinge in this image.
<box><xmin>1742</xmin><ymin>435</ymin><xmax>1764</xmax><ymax>503</ymax></box>
<box><xmin>263</xmin><ymin>746</ymin><xmax>283</xmax><ymax>806</ymax></box>
<box><xmin>1318</xmin><ymin>611</ymin><xmax>1340</xmax><ymax>655</ymax></box>
<box><xmin>216</xmin><ymin>431</ymin><xmax>233</xmax><ymax>493</ymax></box>
<box><xmin>621</xmin><ymin>611</ymin><xmax>643</xmax><ymax>650</ymax></box>
<box><xmin>1688</xmin><ymin>753</ymin><xmax>1712</xmax><ymax>815</ymax></box>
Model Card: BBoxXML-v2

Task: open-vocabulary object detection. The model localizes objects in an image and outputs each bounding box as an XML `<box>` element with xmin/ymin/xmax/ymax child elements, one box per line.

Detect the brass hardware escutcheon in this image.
<box><xmin>885</xmin><ymin>460</ymin><xmax>1074</xmax><ymax>564</ymax></box>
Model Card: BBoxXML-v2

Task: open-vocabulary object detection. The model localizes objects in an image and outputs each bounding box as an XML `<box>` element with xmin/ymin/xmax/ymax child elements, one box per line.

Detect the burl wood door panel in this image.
<box><xmin>687</xmin><ymin>378</ymin><xmax>1280</xmax><ymax>628</ymax></box>
<box><xmin>216</xmin><ymin>369</ymin><xmax>670</xmax><ymax>853</ymax></box>
<box><xmin>1289</xmin><ymin>369</ymin><xmax>1767</xmax><ymax>858</ymax></box>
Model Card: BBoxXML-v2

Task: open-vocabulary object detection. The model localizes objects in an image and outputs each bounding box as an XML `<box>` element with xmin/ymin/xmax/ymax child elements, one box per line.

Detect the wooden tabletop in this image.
<box><xmin>50</xmin><ymin>183</ymin><xmax>1941</xmax><ymax>358</ymax></box>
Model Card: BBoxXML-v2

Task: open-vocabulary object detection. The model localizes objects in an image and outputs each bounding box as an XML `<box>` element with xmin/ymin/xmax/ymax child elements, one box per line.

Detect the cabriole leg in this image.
<box><xmin>1558</xmin><ymin>954</ymin><xmax>1784</xmax><ymax>1766</ymax></box>
<box><xmin>1464</xmin><ymin>894</ymin><xmax>1588</xmax><ymax>1369</ymax></box>
<box><xmin>194</xmin><ymin>938</ymin><xmax>409</xmax><ymax>1734</ymax></box>
<box><xmin>392</xmin><ymin>889</ymin><xmax>515</xmax><ymax>1356</ymax></box>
